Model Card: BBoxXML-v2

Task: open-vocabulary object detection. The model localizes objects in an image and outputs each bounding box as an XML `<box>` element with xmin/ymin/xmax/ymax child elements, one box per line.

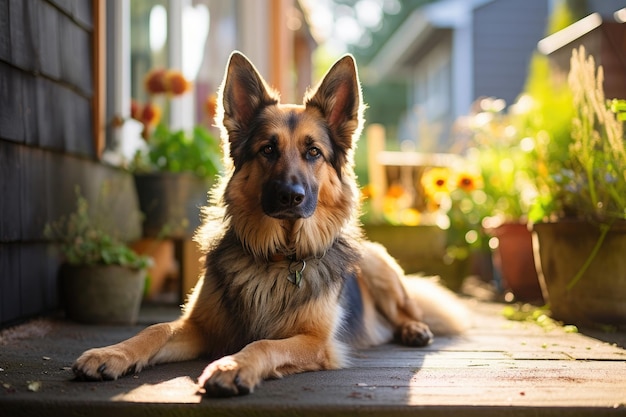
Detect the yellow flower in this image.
<box><xmin>421</xmin><ymin>167</ymin><xmax>451</xmax><ymax>197</ymax></box>
<box><xmin>360</xmin><ymin>184</ymin><xmax>377</xmax><ymax>200</ymax></box>
<box><xmin>398</xmin><ymin>208</ymin><xmax>421</xmax><ymax>226</ymax></box>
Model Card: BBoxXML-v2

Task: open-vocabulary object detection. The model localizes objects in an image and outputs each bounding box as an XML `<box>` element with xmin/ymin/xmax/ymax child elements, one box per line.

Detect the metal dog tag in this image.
<box><xmin>287</xmin><ymin>259</ymin><xmax>306</xmax><ymax>288</ymax></box>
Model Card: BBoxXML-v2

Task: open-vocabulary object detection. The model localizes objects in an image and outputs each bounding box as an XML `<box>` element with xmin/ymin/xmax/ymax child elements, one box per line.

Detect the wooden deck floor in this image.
<box><xmin>0</xmin><ymin>300</ymin><xmax>625</xmax><ymax>416</ymax></box>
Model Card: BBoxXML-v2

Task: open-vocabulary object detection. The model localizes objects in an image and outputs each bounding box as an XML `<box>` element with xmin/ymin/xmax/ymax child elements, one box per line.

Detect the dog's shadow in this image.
<box><xmin>67</xmin><ymin>339</ymin><xmax>462</xmax><ymax>406</ymax></box>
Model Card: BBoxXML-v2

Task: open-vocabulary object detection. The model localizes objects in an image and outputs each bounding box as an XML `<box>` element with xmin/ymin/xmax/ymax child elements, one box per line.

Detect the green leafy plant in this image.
<box><xmin>132</xmin><ymin>124</ymin><xmax>222</xmax><ymax>179</ymax></box>
<box><xmin>530</xmin><ymin>46</ymin><xmax>626</xmax><ymax>224</ymax></box>
<box><xmin>129</xmin><ymin>68</ymin><xmax>222</xmax><ymax>179</ymax></box>
<box><xmin>420</xmin><ymin>166</ymin><xmax>489</xmax><ymax>261</ymax></box>
<box><xmin>45</xmin><ymin>189</ymin><xmax>151</xmax><ymax>270</ymax></box>
<box><xmin>462</xmin><ymin>97</ymin><xmax>538</xmax><ymax>224</ymax></box>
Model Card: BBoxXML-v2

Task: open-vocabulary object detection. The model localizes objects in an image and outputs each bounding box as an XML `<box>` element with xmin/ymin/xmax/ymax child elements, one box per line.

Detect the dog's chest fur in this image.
<box><xmin>206</xmin><ymin>229</ymin><xmax>361</xmax><ymax>342</ymax></box>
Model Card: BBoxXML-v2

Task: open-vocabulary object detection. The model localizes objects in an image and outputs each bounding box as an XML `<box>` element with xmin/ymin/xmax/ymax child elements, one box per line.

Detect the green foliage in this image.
<box><xmin>45</xmin><ymin>189</ymin><xmax>151</xmax><ymax>270</ymax></box>
<box><xmin>464</xmin><ymin>98</ymin><xmax>539</xmax><ymax>222</ymax></box>
<box><xmin>133</xmin><ymin>125</ymin><xmax>222</xmax><ymax>179</ymax></box>
<box><xmin>530</xmin><ymin>47</ymin><xmax>626</xmax><ymax>223</ymax></box>
<box><xmin>517</xmin><ymin>53</ymin><xmax>576</xmax><ymax>222</ymax></box>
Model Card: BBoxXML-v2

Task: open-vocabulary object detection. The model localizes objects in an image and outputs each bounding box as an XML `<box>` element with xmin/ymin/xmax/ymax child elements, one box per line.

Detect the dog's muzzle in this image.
<box><xmin>262</xmin><ymin>180</ymin><xmax>316</xmax><ymax>219</ymax></box>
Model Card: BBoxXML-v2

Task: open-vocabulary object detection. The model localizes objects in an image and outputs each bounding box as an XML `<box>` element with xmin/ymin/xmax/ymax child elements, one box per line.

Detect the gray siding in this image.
<box><xmin>472</xmin><ymin>0</ymin><xmax>548</xmax><ymax>106</ymax></box>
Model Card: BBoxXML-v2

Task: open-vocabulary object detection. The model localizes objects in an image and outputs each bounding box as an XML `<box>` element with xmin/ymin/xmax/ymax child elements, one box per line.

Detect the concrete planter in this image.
<box><xmin>60</xmin><ymin>264</ymin><xmax>146</xmax><ymax>325</ymax></box>
<box><xmin>362</xmin><ymin>224</ymin><xmax>468</xmax><ymax>291</ymax></box>
<box><xmin>532</xmin><ymin>221</ymin><xmax>626</xmax><ymax>326</ymax></box>
<box><xmin>133</xmin><ymin>172</ymin><xmax>210</xmax><ymax>238</ymax></box>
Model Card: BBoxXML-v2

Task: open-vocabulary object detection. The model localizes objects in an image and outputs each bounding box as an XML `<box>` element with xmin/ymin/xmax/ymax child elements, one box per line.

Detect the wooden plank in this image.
<box><xmin>0</xmin><ymin>244</ymin><xmax>21</xmax><ymax>324</ymax></box>
<box><xmin>36</xmin><ymin>1</ymin><xmax>61</xmax><ymax>80</ymax></box>
<box><xmin>1</xmin><ymin>303</ymin><xmax>625</xmax><ymax>414</ymax></box>
<box><xmin>0</xmin><ymin>141</ymin><xmax>22</xmax><ymax>242</ymax></box>
<box><xmin>92</xmin><ymin>0</ymin><xmax>105</xmax><ymax>158</ymax></box>
<box><xmin>8</xmin><ymin>0</ymin><xmax>37</xmax><ymax>72</ymax></box>
<box><xmin>0</xmin><ymin>0</ymin><xmax>9</xmax><ymax>63</ymax></box>
<box><xmin>0</xmin><ymin>62</ymin><xmax>25</xmax><ymax>143</ymax></box>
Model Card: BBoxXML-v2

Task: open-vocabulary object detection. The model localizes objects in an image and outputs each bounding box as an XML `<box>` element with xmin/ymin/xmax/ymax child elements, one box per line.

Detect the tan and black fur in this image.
<box><xmin>72</xmin><ymin>52</ymin><xmax>470</xmax><ymax>397</ymax></box>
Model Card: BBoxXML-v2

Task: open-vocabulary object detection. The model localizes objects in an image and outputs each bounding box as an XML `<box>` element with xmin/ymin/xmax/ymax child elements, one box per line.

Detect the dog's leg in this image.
<box><xmin>198</xmin><ymin>334</ymin><xmax>340</xmax><ymax>397</ymax></box>
<box><xmin>72</xmin><ymin>318</ymin><xmax>205</xmax><ymax>380</ymax></box>
<box><xmin>358</xmin><ymin>241</ymin><xmax>434</xmax><ymax>347</ymax></box>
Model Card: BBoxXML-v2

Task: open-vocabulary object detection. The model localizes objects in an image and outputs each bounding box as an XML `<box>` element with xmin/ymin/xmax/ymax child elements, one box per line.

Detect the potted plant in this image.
<box><xmin>129</xmin><ymin>68</ymin><xmax>222</xmax><ymax>238</ymax></box>
<box><xmin>461</xmin><ymin>97</ymin><xmax>544</xmax><ymax>302</ymax></box>
<box><xmin>418</xmin><ymin>165</ymin><xmax>489</xmax><ymax>291</ymax></box>
<box><xmin>529</xmin><ymin>46</ymin><xmax>626</xmax><ymax>327</ymax></box>
<box><xmin>45</xmin><ymin>189</ymin><xmax>151</xmax><ymax>325</ymax></box>
<box><xmin>360</xmin><ymin>173</ymin><xmax>475</xmax><ymax>290</ymax></box>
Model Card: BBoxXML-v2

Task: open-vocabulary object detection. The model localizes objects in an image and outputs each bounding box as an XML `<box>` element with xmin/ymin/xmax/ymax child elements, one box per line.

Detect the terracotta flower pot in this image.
<box><xmin>60</xmin><ymin>264</ymin><xmax>146</xmax><ymax>325</ymax></box>
<box><xmin>531</xmin><ymin>221</ymin><xmax>626</xmax><ymax>326</ymax></box>
<box><xmin>491</xmin><ymin>223</ymin><xmax>543</xmax><ymax>302</ymax></box>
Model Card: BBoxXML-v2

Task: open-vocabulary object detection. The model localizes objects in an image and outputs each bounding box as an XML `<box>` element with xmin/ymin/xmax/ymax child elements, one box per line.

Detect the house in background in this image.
<box><xmin>0</xmin><ymin>0</ymin><xmax>315</xmax><ymax>327</ymax></box>
<box><xmin>361</xmin><ymin>0</ymin><xmax>624</xmax><ymax>151</ymax></box>
<box><xmin>538</xmin><ymin>11</ymin><xmax>626</xmax><ymax>100</ymax></box>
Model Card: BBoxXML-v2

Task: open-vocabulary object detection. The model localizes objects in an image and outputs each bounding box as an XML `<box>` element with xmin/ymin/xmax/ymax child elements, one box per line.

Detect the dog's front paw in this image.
<box><xmin>198</xmin><ymin>356</ymin><xmax>260</xmax><ymax>397</ymax></box>
<box><xmin>399</xmin><ymin>321</ymin><xmax>433</xmax><ymax>347</ymax></box>
<box><xmin>73</xmin><ymin>347</ymin><xmax>136</xmax><ymax>381</ymax></box>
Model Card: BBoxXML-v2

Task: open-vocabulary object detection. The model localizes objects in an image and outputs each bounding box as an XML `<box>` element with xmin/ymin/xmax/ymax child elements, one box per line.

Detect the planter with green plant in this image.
<box><xmin>45</xmin><ymin>189</ymin><xmax>151</xmax><ymax>324</ymax></box>
<box><xmin>129</xmin><ymin>68</ymin><xmax>222</xmax><ymax>238</ymax></box>
<box><xmin>529</xmin><ymin>46</ymin><xmax>626</xmax><ymax>327</ymax></box>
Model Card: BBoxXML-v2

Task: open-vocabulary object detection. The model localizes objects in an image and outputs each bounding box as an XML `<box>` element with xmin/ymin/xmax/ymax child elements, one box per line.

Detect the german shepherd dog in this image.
<box><xmin>73</xmin><ymin>52</ymin><xmax>469</xmax><ymax>397</ymax></box>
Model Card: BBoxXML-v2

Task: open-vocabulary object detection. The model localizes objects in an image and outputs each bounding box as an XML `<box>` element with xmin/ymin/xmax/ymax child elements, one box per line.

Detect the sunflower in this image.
<box><xmin>421</xmin><ymin>167</ymin><xmax>451</xmax><ymax>197</ymax></box>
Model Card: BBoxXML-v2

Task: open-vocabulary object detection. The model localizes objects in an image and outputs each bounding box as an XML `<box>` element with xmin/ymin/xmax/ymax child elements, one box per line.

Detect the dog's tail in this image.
<box><xmin>400</xmin><ymin>275</ymin><xmax>471</xmax><ymax>335</ymax></box>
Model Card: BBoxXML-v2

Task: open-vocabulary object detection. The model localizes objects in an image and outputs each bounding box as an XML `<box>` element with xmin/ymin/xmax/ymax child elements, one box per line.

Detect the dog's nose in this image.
<box><xmin>275</xmin><ymin>182</ymin><xmax>305</xmax><ymax>208</ymax></box>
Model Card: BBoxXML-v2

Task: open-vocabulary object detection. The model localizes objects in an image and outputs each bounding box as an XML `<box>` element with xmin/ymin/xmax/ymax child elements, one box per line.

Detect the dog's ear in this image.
<box><xmin>305</xmin><ymin>55</ymin><xmax>363</xmax><ymax>154</ymax></box>
<box><xmin>219</xmin><ymin>52</ymin><xmax>278</xmax><ymax>157</ymax></box>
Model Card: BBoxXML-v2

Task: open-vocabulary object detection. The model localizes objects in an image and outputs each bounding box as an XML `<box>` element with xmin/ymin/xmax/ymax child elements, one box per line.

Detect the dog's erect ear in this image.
<box><xmin>305</xmin><ymin>55</ymin><xmax>363</xmax><ymax>153</ymax></box>
<box><xmin>219</xmin><ymin>51</ymin><xmax>278</xmax><ymax>145</ymax></box>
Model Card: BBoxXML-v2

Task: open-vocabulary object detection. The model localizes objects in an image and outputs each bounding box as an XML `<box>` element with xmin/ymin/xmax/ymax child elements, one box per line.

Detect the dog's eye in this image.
<box><xmin>307</xmin><ymin>147</ymin><xmax>322</xmax><ymax>159</ymax></box>
<box><xmin>262</xmin><ymin>145</ymin><xmax>274</xmax><ymax>155</ymax></box>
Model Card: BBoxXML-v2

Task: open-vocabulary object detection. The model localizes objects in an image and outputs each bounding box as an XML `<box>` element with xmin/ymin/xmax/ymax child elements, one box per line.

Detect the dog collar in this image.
<box><xmin>268</xmin><ymin>253</ymin><xmax>291</xmax><ymax>262</ymax></box>
<box><xmin>267</xmin><ymin>251</ymin><xmax>327</xmax><ymax>288</ymax></box>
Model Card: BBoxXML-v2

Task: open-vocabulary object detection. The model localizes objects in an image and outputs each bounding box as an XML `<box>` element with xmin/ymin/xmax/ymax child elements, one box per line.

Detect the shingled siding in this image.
<box><xmin>0</xmin><ymin>0</ymin><xmax>141</xmax><ymax>327</ymax></box>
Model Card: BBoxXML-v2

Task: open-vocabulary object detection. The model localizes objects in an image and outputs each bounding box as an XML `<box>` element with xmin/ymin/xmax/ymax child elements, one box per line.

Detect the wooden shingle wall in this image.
<box><xmin>0</xmin><ymin>0</ymin><xmax>141</xmax><ymax>327</ymax></box>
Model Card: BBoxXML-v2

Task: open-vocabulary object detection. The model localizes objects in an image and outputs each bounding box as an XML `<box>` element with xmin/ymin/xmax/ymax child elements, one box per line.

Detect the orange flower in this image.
<box><xmin>164</xmin><ymin>70</ymin><xmax>191</xmax><ymax>95</ymax></box>
<box><xmin>144</xmin><ymin>68</ymin><xmax>168</xmax><ymax>94</ymax></box>
<box><xmin>204</xmin><ymin>93</ymin><xmax>217</xmax><ymax>120</ymax></box>
<box><xmin>454</xmin><ymin>170</ymin><xmax>483</xmax><ymax>192</ymax></box>
<box><xmin>141</xmin><ymin>102</ymin><xmax>162</xmax><ymax>126</ymax></box>
<box><xmin>386</xmin><ymin>184</ymin><xmax>406</xmax><ymax>199</ymax></box>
